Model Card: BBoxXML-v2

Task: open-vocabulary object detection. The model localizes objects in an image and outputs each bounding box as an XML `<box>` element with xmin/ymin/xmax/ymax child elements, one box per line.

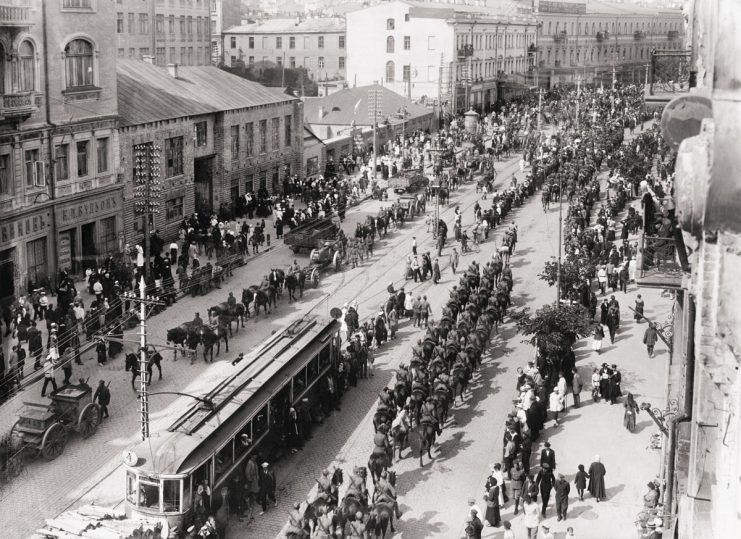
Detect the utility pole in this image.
<box><xmin>368</xmin><ymin>87</ymin><xmax>382</xmax><ymax>180</ymax></box>
<box><xmin>576</xmin><ymin>74</ymin><xmax>581</xmax><ymax>130</ymax></box>
<box><xmin>556</xmin><ymin>172</ymin><xmax>563</xmax><ymax>307</ymax></box>
<box><xmin>133</xmin><ymin>142</ymin><xmax>162</xmax><ymax>281</ymax></box>
<box><xmin>121</xmin><ymin>278</ymin><xmax>165</xmax><ymax>441</ymax></box>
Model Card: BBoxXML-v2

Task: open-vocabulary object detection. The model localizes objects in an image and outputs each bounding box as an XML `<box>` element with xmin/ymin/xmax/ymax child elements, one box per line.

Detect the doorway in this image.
<box><xmin>81</xmin><ymin>222</ymin><xmax>96</xmax><ymax>270</ymax></box>
<box><xmin>0</xmin><ymin>248</ymin><xmax>15</xmax><ymax>306</ymax></box>
<box><xmin>194</xmin><ymin>156</ymin><xmax>214</xmax><ymax>215</ymax></box>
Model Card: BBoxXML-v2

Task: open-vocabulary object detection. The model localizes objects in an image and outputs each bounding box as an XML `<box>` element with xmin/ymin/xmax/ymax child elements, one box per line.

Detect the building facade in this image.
<box><xmin>117</xmin><ymin>60</ymin><xmax>303</xmax><ymax>245</ymax></box>
<box><xmin>0</xmin><ymin>0</ymin><xmax>121</xmax><ymax>305</ymax></box>
<box><xmin>222</xmin><ymin>17</ymin><xmax>346</xmax><ymax>82</ymax></box>
<box><xmin>534</xmin><ymin>0</ymin><xmax>685</xmax><ymax>87</ymax></box>
<box><xmin>210</xmin><ymin>0</ymin><xmax>242</xmax><ymax>65</ymax></box>
<box><xmin>346</xmin><ymin>0</ymin><xmax>537</xmax><ymax>114</ymax></box>
<box><xmin>115</xmin><ymin>0</ymin><xmax>211</xmax><ymax>66</ymax></box>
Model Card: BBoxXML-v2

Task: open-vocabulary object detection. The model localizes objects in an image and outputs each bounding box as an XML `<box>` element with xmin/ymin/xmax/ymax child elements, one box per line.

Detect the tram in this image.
<box><xmin>122</xmin><ymin>315</ymin><xmax>341</xmax><ymax>528</ymax></box>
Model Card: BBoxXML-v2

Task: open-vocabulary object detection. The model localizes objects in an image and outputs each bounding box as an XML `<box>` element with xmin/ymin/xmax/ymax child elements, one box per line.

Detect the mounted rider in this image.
<box><xmin>375</xmin><ymin>471</ymin><xmax>403</xmax><ymax>518</ymax></box>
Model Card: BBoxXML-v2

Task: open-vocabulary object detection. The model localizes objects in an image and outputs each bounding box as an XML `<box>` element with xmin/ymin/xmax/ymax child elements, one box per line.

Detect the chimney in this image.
<box><xmin>319</xmin><ymin>106</ymin><xmax>325</xmax><ymax>119</ymax></box>
<box><xmin>167</xmin><ymin>63</ymin><xmax>179</xmax><ymax>78</ymax></box>
<box><xmin>142</xmin><ymin>55</ymin><xmax>155</xmax><ymax>64</ymax></box>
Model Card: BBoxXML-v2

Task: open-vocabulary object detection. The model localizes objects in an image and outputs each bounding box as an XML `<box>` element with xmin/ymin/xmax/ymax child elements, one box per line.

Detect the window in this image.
<box><xmin>248</xmin><ymin>56</ymin><xmax>254</xmax><ymax>65</ymax></box>
<box><xmin>230</xmin><ymin>36</ymin><xmax>236</xmax><ymax>49</ymax></box>
<box><xmin>18</xmin><ymin>40</ymin><xmax>35</xmax><ymax>92</ymax></box>
<box><xmin>195</xmin><ymin>121</ymin><xmax>207</xmax><ymax>146</ymax></box>
<box><xmin>386</xmin><ymin>18</ymin><xmax>395</xmax><ymax>30</ymax></box>
<box><xmin>128</xmin><ymin>12</ymin><xmax>135</xmax><ymax>33</ymax></box>
<box><xmin>165</xmin><ymin>137</ymin><xmax>183</xmax><ymax>177</ymax></box>
<box><xmin>64</xmin><ymin>39</ymin><xmax>94</xmax><ymax>88</ymax></box>
<box><xmin>403</xmin><ymin>64</ymin><xmax>410</xmax><ymax>81</ymax></box>
<box><xmin>276</xmin><ymin>56</ymin><xmax>282</xmax><ymax>67</ymax></box>
<box><xmin>289</xmin><ymin>56</ymin><xmax>296</xmax><ymax>68</ymax></box>
<box><xmin>306</xmin><ymin>156</ymin><xmax>318</xmax><ymax>176</ymax></box>
<box><xmin>386</xmin><ymin>36</ymin><xmax>395</xmax><ymax>53</ymax></box>
<box><xmin>156</xmin><ymin>14</ymin><xmax>164</xmax><ymax>34</ymax></box>
<box><xmin>386</xmin><ymin>61</ymin><xmax>395</xmax><ymax>82</ymax></box>
<box><xmin>25</xmin><ymin>148</ymin><xmax>40</xmax><ymax>187</ymax></box>
<box><xmin>117</xmin><ymin>12</ymin><xmax>124</xmax><ymax>33</ymax></box>
<box><xmin>162</xmin><ymin>479</ymin><xmax>181</xmax><ymax>513</ymax></box>
<box><xmin>339</xmin><ymin>56</ymin><xmax>345</xmax><ymax>69</ymax></box>
<box><xmin>26</xmin><ymin>237</ymin><xmax>47</xmax><ymax>287</ymax></box>
<box><xmin>196</xmin><ymin>16</ymin><xmax>202</xmax><ymax>37</ymax></box>
<box><xmin>230</xmin><ymin>125</ymin><xmax>240</xmax><ymax>159</ymax></box>
<box><xmin>259</xmin><ymin>120</ymin><xmax>267</xmax><ymax>154</ymax></box>
<box><xmin>129</xmin><ymin>48</ymin><xmax>135</xmax><ymax>58</ymax></box>
<box><xmin>289</xmin><ymin>36</ymin><xmax>295</xmax><ymax>49</ymax></box>
<box><xmin>169</xmin><ymin>46</ymin><xmax>175</xmax><ymax>62</ymax></box>
<box><xmin>271</xmin><ymin>118</ymin><xmax>280</xmax><ymax>150</ymax></box>
<box><xmin>284</xmin><ymin>115</ymin><xmax>292</xmax><ymax>147</ymax></box>
<box><xmin>276</xmin><ymin>36</ymin><xmax>282</xmax><ymax>49</ymax></box>
<box><xmin>156</xmin><ymin>47</ymin><xmax>166</xmax><ymax>65</ymax></box>
<box><xmin>245</xmin><ymin>122</ymin><xmax>254</xmax><ymax>155</ymax></box>
<box><xmin>139</xmin><ymin>13</ymin><xmax>149</xmax><ymax>34</ymax></box>
<box><xmin>404</xmin><ymin>36</ymin><xmax>410</xmax><ymax>50</ymax></box>
<box><xmin>63</xmin><ymin>0</ymin><xmax>92</xmax><ymax>7</ymax></box>
<box><xmin>76</xmin><ymin>140</ymin><xmax>89</xmax><ymax>177</ymax></box>
<box><xmin>53</xmin><ymin>144</ymin><xmax>69</xmax><ymax>181</ymax></box>
<box><xmin>139</xmin><ymin>48</ymin><xmax>149</xmax><ymax>60</ymax></box>
<box><xmin>187</xmin><ymin>47</ymin><xmax>193</xmax><ymax>64</ymax></box>
<box><xmin>97</xmin><ymin>138</ymin><xmax>109</xmax><ymax>173</ymax></box>
<box><xmin>318</xmin><ymin>36</ymin><xmax>324</xmax><ymax>49</ymax></box>
<box><xmin>272</xmin><ymin>169</ymin><xmax>279</xmax><ymax>192</ymax></box>
<box><xmin>249</xmin><ymin>36</ymin><xmax>254</xmax><ymax>49</ymax></box>
<box><xmin>179</xmin><ymin>15</ymin><xmax>185</xmax><ymax>35</ymax></box>
<box><xmin>166</xmin><ymin>196</ymin><xmax>184</xmax><ymax>221</ymax></box>
<box><xmin>168</xmin><ymin>14</ymin><xmax>174</xmax><ymax>34</ymax></box>
<box><xmin>117</xmin><ymin>48</ymin><xmax>124</xmax><ymax>58</ymax></box>
<box><xmin>187</xmin><ymin>16</ymin><xmax>193</xmax><ymax>35</ymax></box>
<box><xmin>99</xmin><ymin>216</ymin><xmax>117</xmax><ymax>257</ymax></box>
<box><xmin>0</xmin><ymin>154</ymin><xmax>10</xmax><ymax>195</ymax></box>
<box><xmin>318</xmin><ymin>56</ymin><xmax>324</xmax><ymax>69</ymax></box>
<box><xmin>244</xmin><ymin>173</ymin><xmax>254</xmax><ymax>193</ymax></box>
<box><xmin>339</xmin><ymin>35</ymin><xmax>345</xmax><ymax>49</ymax></box>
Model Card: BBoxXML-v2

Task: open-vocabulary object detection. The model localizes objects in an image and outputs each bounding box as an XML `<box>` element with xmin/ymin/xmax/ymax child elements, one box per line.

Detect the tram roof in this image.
<box><xmin>125</xmin><ymin>315</ymin><xmax>339</xmax><ymax>476</ymax></box>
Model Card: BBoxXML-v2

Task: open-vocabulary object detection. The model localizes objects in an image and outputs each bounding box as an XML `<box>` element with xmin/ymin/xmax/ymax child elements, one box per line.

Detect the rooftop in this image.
<box><xmin>224</xmin><ymin>16</ymin><xmax>345</xmax><ymax>35</ymax></box>
<box><xmin>117</xmin><ymin>60</ymin><xmax>295</xmax><ymax>127</ymax></box>
<box><xmin>402</xmin><ymin>0</ymin><xmax>535</xmax><ymax>21</ymax></box>
<box><xmin>303</xmin><ymin>84</ymin><xmax>433</xmax><ymax>127</ymax></box>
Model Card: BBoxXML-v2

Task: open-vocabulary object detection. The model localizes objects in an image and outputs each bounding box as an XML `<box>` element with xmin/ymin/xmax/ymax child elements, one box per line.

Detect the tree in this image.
<box><xmin>512</xmin><ymin>303</ymin><xmax>593</xmax><ymax>356</ymax></box>
<box><xmin>539</xmin><ymin>257</ymin><xmax>596</xmax><ymax>301</ymax></box>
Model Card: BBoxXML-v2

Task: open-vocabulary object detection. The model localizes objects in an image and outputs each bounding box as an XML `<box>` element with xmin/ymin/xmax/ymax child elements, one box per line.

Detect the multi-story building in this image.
<box><xmin>209</xmin><ymin>0</ymin><xmax>242</xmax><ymax>65</ymax></box>
<box><xmin>534</xmin><ymin>0</ymin><xmax>685</xmax><ymax>87</ymax></box>
<box><xmin>116</xmin><ymin>59</ymin><xmax>303</xmax><ymax>243</ymax></box>
<box><xmin>222</xmin><ymin>17</ymin><xmax>346</xmax><ymax>82</ymax></box>
<box><xmin>115</xmin><ymin>0</ymin><xmax>211</xmax><ymax>67</ymax></box>
<box><xmin>0</xmin><ymin>0</ymin><xmax>121</xmax><ymax>304</ymax></box>
<box><xmin>346</xmin><ymin>0</ymin><xmax>537</xmax><ymax>114</ymax></box>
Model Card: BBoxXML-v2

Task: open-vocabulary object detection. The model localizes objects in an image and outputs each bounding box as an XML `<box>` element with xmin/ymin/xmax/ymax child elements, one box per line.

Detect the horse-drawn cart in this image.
<box><xmin>389</xmin><ymin>172</ymin><xmax>429</xmax><ymax>194</ymax></box>
<box><xmin>398</xmin><ymin>194</ymin><xmax>426</xmax><ymax>219</ymax></box>
<box><xmin>305</xmin><ymin>238</ymin><xmax>343</xmax><ymax>287</ymax></box>
<box><xmin>283</xmin><ymin>218</ymin><xmax>339</xmax><ymax>254</ymax></box>
<box><xmin>11</xmin><ymin>385</ymin><xmax>100</xmax><ymax>461</ymax></box>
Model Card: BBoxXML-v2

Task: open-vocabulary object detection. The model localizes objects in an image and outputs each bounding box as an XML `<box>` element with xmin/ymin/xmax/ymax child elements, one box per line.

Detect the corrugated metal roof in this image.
<box><xmin>224</xmin><ymin>17</ymin><xmax>345</xmax><ymax>35</ymax></box>
<box><xmin>117</xmin><ymin>60</ymin><xmax>296</xmax><ymax>127</ymax></box>
<box><xmin>302</xmin><ymin>84</ymin><xmax>433</xmax><ymax>127</ymax></box>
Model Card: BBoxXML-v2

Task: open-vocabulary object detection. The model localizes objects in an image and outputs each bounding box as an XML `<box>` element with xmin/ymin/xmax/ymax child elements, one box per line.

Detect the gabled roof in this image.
<box><xmin>224</xmin><ymin>17</ymin><xmax>344</xmax><ymax>35</ymax></box>
<box><xmin>117</xmin><ymin>60</ymin><xmax>296</xmax><ymax>127</ymax></box>
<box><xmin>303</xmin><ymin>125</ymin><xmax>326</xmax><ymax>144</ymax></box>
<box><xmin>303</xmin><ymin>84</ymin><xmax>433</xmax><ymax>127</ymax></box>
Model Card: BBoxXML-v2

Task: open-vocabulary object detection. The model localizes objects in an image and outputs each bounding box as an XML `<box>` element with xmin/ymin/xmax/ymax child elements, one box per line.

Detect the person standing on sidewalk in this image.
<box><xmin>510</xmin><ymin>460</ymin><xmax>525</xmax><ymax>515</ymax></box>
<box><xmin>634</xmin><ymin>294</ymin><xmax>645</xmax><ymax>322</ymax></box>
<box><xmin>574</xmin><ymin>464</ymin><xmax>589</xmax><ymax>501</ymax></box>
<box><xmin>412</xmin><ymin>236</ymin><xmax>418</xmax><ymax>256</ymax></box>
<box><xmin>554</xmin><ymin>473</ymin><xmax>570</xmax><ymax>521</ymax></box>
<box><xmin>522</xmin><ymin>495</ymin><xmax>540</xmax><ymax>539</ymax></box>
<box><xmin>432</xmin><ymin>258</ymin><xmax>441</xmax><ymax>284</ymax></box>
<box><xmin>412</xmin><ymin>296</ymin><xmax>422</xmax><ymax>327</ymax></box>
<box><xmin>41</xmin><ymin>354</ymin><xmax>58</xmax><ymax>397</ymax></box>
<box><xmin>420</xmin><ymin>295</ymin><xmax>432</xmax><ymax>328</ymax></box>
<box><xmin>592</xmin><ymin>323</ymin><xmax>604</xmax><ymax>355</ymax></box>
<box><xmin>258</xmin><ymin>461</ymin><xmax>277</xmax><ymax>514</ymax></box>
<box><xmin>411</xmin><ymin>257</ymin><xmax>422</xmax><ymax>282</ymax></box>
<box><xmin>451</xmin><ymin>247</ymin><xmax>459</xmax><ymax>274</ymax></box>
<box><xmin>571</xmin><ymin>368</ymin><xmax>582</xmax><ymax>408</ymax></box>
<box><xmin>520</xmin><ymin>431</ymin><xmax>533</xmax><ymax>476</ymax></box>
<box><xmin>94</xmin><ymin>380</ymin><xmax>111</xmax><ymax>421</ymax></box>
<box><xmin>536</xmin><ymin>463</ymin><xmax>555</xmax><ymax>517</ymax></box>
<box><xmin>587</xmin><ymin>456</ymin><xmax>607</xmax><ymax>502</ymax></box>
<box><xmin>643</xmin><ymin>322</ymin><xmax>659</xmax><ymax>358</ymax></box>
<box><xmin>540</xmin><ymin>441</ymin><xmax>556</xmax><ymax>470</ymax></box>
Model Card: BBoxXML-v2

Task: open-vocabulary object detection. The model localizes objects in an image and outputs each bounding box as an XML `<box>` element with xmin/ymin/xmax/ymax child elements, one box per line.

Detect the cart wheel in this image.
<box><xmin>41</xmin><ymin>423</ymin><xmax>68</xmax><ymax>461</ymax></box>
<box><xmin>78</xmin><ymin>403</ymin><xmax>100</xmax><ymax>439</ymax></box>
<box><xmin>311</xmin><ymin>269</ymin><xmax>319</xmax><ymax>288</ymax></box>
<box><xmin>333</xmin><ymin>252</ymin><xmax>341</xmax><ymax>272</ymax></box>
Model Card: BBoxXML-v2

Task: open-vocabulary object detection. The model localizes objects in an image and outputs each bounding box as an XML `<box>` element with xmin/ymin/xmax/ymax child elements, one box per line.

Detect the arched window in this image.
<box><xmin>18</xmin><ymin>40</ymin><xmax>35</xmax><ymax>92</ymax></box>
<box><xmin>592</xmin><ymin>23</ymin><xmax>595</xmax><ymax>34</ymax></box>
<box><xmin>386</xmin><ymin>60</ymin><xmax>394</xmax><ymax>82</ymax></box>
<box><xmin>590</xmin><ymin>48</ymin><xmax>594</xmax><ymax>62</ymax></box>
<box><xmin>555</xmin><ymin>22</ymin><xmax>559</xmax><ymax>34</ymax></box>
<box><xmin>64</xmin><ymin>38</ymin><xmax>94</xmax><ymax>88</ymax></box>
<box><xmin>577</xmin><ymin>23</ymin><xmax>581</xmax><ymax>35</ymax></box>
<box><xmin>386</xmin><ymin>18</ymin><xmax>394</xmax><ymax>30</ymax></box>
<box><xmin>386</xmin><ymin>36</ymin><xmax>395</xmax><ymax>53</ymax></box>
<box><xmin>570</xmin><ymin>22</ymin><xmax>574</xmax><ymax>34</ymax></box>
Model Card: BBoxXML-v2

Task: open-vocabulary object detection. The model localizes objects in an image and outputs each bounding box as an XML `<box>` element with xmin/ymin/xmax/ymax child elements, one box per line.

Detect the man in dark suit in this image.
<box><xmin>519</xmin><ymin>430</ymin><xmax>533</xmax><ymax>475</ymax></box>
<box><xmin>258</xmin><ymin>461</ymin><xmax>277</xmax><ymax>514</ymax></box>
<box><xmin>554</xmin><ymin>473</ymin><xmax>571</xmax><ymax>521</ymax></box>
<box><xmin>540</xmin><ymin>441</ymin><xmax>556</xmax><ymax>470</ymax></box>
<box><xmin>536</xmin><ymin>463</ymin><xmax>556</xmax><ymax>517</ymax></box>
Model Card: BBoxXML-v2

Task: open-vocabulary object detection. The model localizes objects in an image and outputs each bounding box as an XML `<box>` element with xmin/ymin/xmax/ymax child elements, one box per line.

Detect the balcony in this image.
<box><xmin>553</xmin><ymin>31</ymin><xmax>567</xmax><ymax>43</ymax></box>
<box><xmin>634</xmin><ymin>30</ymin><xmax>645</xmax><ymax>40</ymax></box>
<box><xmin>0</xmin><ymin>91</ymin><xmax>41</xmax><ymax>119</ymax></box>
<box><xmin>457</xmin><ymin>44</ymin><xmax>474</xmax><ymax>59</ymax></box>
<box><xmin>596</xmin><ymin>30</ymin><xmax>609</xmax><ymax>42</ymax></box>
<box><xmin>636</xmin><ymin>232</ymin><xmax>685</xmax><ymax>289</ymax></box>
<box><xmin>0</xmin><ymin>2</ymin><xmax>33</xmax><ymax>27</ymax></box>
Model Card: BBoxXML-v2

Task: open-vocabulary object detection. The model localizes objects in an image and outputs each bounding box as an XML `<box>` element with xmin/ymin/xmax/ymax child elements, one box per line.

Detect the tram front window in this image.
<box><xmin>139</xmin><ymin>478</ymin><xmax>161</xmax><ymax>510</ymax></box>
<box><xmin>163</xmin><ymin>479</ymin><xmax>181</xmax><ymax>513</ymax></box>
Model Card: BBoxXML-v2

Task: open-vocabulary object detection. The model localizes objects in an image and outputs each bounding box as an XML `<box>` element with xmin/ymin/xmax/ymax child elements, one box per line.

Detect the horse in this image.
<box><xmin>243</xmin><ymin>286</ymin><xmax>271</xmax><ymax>319</ymax></box>
<box><xmin>284</xmin><ymin>272</ymin><xmax>299</xmax><ymax>302</ymax></box>
<box><xmin>124</xmin><ymin>352</ymin><xmax>143</xmax><ymax>391</ymax></box>
<box><xmin>390</xmin><ymin>407</ymin><xmax>410</xmax><ymax>460</ymax></box>
<box><xmin>166</xmin><ymin>325</ymin><xmax>190</xmax><ymax>361</ymax></box>
<box><xmin>124</xmin><ymin>351</ymin><xmax>160</xmax><ymax>390</ymax></box>
<box><xmin>368</xmin><ymin>446</ymin><xmax>392</xmax><ymax>485</ymax></box>
<box><xmin>450</xmin><ymin>362</ymin><xmax>471</xmax><ymax>404</ymax></box>
<box><xmin>198</xmin><ymin>325</ymin><xmax>228</xmax><ymax>362</ymax></box>
<box><xmin>418</xmin><ymin>416</ymin><xmax>438</xmax><ymax>466</ymax></box>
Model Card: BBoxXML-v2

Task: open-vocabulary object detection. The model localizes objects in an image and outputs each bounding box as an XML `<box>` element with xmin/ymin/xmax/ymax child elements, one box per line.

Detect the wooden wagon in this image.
<box><xmin>283</xmin><ymin>218</ymin><xmax>339</xmax><ymax>254</ymax></box>
<box><xmin>389</xmin><ymin>172</ymin><xmax>429</xmax><ymax>194</ymax></box>
<box><xmin>11</xmin><ymin>385</ymin><xmax>100</xmax><ymax>461</ymax></box>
